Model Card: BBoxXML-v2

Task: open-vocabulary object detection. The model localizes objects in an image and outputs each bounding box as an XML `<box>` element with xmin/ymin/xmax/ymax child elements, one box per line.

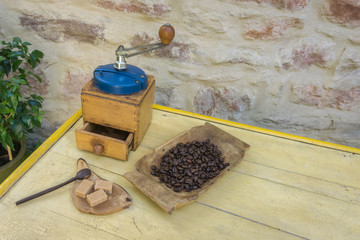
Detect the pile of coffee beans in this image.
<box><xmin>151</xmin><ymin>139</ymin><xmax>230</xmax><ymax>193</ymax></box>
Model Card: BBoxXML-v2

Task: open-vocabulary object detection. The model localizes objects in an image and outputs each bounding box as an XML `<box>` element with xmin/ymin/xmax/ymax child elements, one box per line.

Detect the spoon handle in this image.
<box><xmin>16</xmin><ymin>177</ymin><xmax>77</xmax><ymax>205</ymax></box>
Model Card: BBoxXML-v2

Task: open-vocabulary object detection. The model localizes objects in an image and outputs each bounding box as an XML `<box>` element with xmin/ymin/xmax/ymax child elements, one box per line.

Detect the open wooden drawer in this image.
<box><xmin>75</xmin><ymin>122</ymin><xmax>133</xmax><ymax>161</ymax></box>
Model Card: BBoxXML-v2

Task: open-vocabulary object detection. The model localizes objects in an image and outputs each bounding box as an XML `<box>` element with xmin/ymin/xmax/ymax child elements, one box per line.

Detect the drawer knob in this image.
<box><xmin>93</xmin><ymin>144</ymin><xmax>104</xmax><ymax>154</ymax></box>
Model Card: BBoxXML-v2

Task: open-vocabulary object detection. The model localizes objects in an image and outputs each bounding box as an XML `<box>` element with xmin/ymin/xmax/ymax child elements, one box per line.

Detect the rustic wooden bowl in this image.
<box><xmin>124</xmin><ymin>122</ymin><xmax>250</xmax><ymax>214</ymax></box>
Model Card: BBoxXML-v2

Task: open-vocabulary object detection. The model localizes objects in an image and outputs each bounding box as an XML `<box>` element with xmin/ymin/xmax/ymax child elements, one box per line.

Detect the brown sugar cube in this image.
<box><xmin>75</xmin><ymin>179</ymin><xmax>94</xmax><ymax>198</ymax></box>
<box><xmin>86</xmin><ymin>189</ymin><xmax>108</xmax><ymax>207</ymax></box>
<box><xmin>94</xmin><ymin>179</ymin><xmax>113</xmax><ymax>194</ymax></box>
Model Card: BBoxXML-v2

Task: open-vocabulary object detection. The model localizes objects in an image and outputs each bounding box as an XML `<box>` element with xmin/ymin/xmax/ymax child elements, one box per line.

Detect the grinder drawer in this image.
<box><xmin>75</xmin><ymin>122</ymin><xmax>133</xmax><ymax>161</ymax></box>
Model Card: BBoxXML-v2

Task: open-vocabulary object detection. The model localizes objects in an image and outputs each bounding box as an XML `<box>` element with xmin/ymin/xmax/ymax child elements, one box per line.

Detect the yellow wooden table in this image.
<box><xmin>1</xmin><ymin>105</ymin><xmax>359</xmax><ymax>240</ymax></box>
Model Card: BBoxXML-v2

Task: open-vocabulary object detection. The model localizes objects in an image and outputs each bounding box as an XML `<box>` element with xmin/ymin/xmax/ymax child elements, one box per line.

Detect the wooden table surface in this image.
<box><xmin>0</xmin><ymin>105</ymin><xmax>359</xmax><ymax>240</ymax></box>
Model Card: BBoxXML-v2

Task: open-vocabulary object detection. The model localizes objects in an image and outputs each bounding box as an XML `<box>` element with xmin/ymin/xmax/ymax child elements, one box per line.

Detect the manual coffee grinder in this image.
<box><xmin>75</xmin><ymin>24</ymin><xmax>175</xmax><ymax>161</ymax></box>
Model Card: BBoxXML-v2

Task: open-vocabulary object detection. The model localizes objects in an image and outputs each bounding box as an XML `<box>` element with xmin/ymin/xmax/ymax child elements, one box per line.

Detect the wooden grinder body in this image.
<box><xmin>76</xmin><ymin>75</ymin><xmax>155</xmax><ymax>160</ymax></box>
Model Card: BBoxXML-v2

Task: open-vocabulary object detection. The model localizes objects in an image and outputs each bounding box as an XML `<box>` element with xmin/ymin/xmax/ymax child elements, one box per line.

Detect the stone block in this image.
<box><xmin>244</xmin><ymin>17</ymin><xmax>303</xmax><ymax>40</ymax></box>
<box><xmin>62</xmin><ymin>70</ymin><xmax>93</xmax><ymax>99</ymax></box>
<box><xmin>155</xmin><ymin>86</ymin><xmax>178</xmax><ymax>107</ymax></box>
<box><xmin>291</xmin><ymin>84</ymin><xmax>360</xmax><ymax>110</ymax></box>
<box><xmin>194</xmin><ymin>86</ymin><xmax>251</xmax><ymax>121</ymax></box>
<box><xmin>19</xmin><ymin>14</ymin><xmax>104</xmax><ymax>44</ymax></box>
<box><xmin>182</xmin><ymin>10</ymin><xmax>225</xmax><ymax>35</ymax></box>
<box><xmin>334</xmin><ymin>47</ymin><xmax>360</xmax><ymax>86</ymax></box>
<box><xmin>279</xmin><ymin>38</ymin><xmax>336</xmax><ymax>69</ymax></box>
<box><xmin>91</xmin><ymin>0</ymin><xmax>171</xmax><ymax>17</ymax></box>
<box><xmin>214</xmin><ymin>46</ymin><xmax>271</xmax><ymax>66</ymax></box>
<box><xmin>234</xmin><ymin>0</ymin><xmax>308</xmax><ymax>11</ymax></box>
<box><xmin>324</xmin><ymin>0</ymin><xmax>360</xmax><ymax>27</ymax></box>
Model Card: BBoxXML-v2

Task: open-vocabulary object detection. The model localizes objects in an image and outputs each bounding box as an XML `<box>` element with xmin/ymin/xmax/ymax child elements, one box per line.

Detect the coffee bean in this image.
<box><xmin>185</xmin><ymin>178</ymin><xmax>193</xmax><ymax>185</ymax></box>
<box><xmin>151</xmin><ymin>139</ymin><xmax>230</xmax><ymax>193</ymax></box>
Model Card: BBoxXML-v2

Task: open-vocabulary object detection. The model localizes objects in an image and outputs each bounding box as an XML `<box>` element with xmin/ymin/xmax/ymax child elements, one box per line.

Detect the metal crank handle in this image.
<box><xmin>114</xmin><ymin>23</ymin><xmax>175</xmax><ymax>70</ymax></box>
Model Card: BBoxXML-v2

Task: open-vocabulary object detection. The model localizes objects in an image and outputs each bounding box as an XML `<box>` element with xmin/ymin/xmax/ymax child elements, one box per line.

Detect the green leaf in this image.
<box><xmin>0</xmin><ymin>81</ymin><xmax>6</xmax><ymax>96</ymax></box>
<box><xmin>36</xmin><ymin>114</ymin><xmax>43</xmax><ymax>124</ymax></box>
<box><xmin>0</xmin><ymin>131</ymin><xmax>14</xmax><ymax>151</ymax></box>
<box><xmin>28</xmin><ymin>99</ymin><xmax>41</xmax><ymax>107</ymax></box>
<box><xmin>12</xmin><ymin>59</ymin><xmax>23</xmax><ymax>72</ymax></box>
<box><xmin>32</xmin><ymin>115</ymin><xmax>42</xmax><ymax>127</ymax></box>
<box><xmin>22</xmin><ymin>115</ymin><xmax>33</xmax><ymax>129</ymax></box>
<box><xmin>0</xmin><ymin>38</ymin><xmax>44</xmax><ymax>147</ymax></box>
<box><xmin>18</xmin><ymin>68</ymin><xmax>25</xmax><ymax>74</ymax></box>
<box><xmin>8</xmin><ymin>51</ymin><xmax>23</xmax><ymax>58</ymax></box>
<box><xmin>12</xmin><ymin>41</ymin><xmax>19</xmax><ymax>49</ymax></box>
<box><xmin>29</xmin><ymin>72</ymin><xmax>42</xmax><ymax>82</ymax></box>
<box><xmin>31</xmin><ymin>94</ymin><xmax>43</xmax><ymax>102</ymax></box>
<box><xmin>2</xmin><ymin>59</ymin><xmax>11</xmax><ymax>76</ymax></box>
<box><xmin>28</xmin><ymin>56</ymin><xmax>37</xmax><ymax>68</ymax></box>
<box><xmin>30</xmin><ymin>105</ymin><xmax>38</xmax><ymax>112</ymax></box>
<box><xmin>11</xmin><ymin>84</ymin><xmax>19</xmax><ymax>92</ymax></box>
<box><xmin>0</xmin><ymin>104</ymin><xmax>11</xmax><ymax>114</ymax></box>
<box><xmin>10</xmin><ymin>120</ymin><xmax>23</xmax><ymax>135</ymax></box>
<box><xmin>30</xmin><ymin>50</ymin><xmax>44</xmax><ymax>67</ymax></box>
<box><xmin>23</xmin><ymin>45</ymin><xmax>28</xmax><ymax>54</ymax></box>
<box><xmin>9</xmin><ymin>94</ymin><xmax>19</xmax><ymax>110</ymax></box>
<box><xmin>15</xmin><ymin>78</ymin><xmax>28</xmax><ymax>85</ymax></box>
<box><xmin>30</xmin><ymin>50</ymin><xmax>44</xmax><ymax>59</ymax></box>
<box><xmin>13</xmin><ymin>37</ymin><xmax>22</xmax><ymax>44</ymax></box>
<box><xmin>12</xmin><ymin>131</ymin><xmax>24</xmax><ymax>142</ymax></box>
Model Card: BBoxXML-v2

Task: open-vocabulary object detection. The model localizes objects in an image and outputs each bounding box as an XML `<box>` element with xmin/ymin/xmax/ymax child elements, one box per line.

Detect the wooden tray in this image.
<box><xmin>124</xmin><ymin>122</ymin><xmax>250</xmax><ymax>214</ymax></box>
<box><xmin>71</xmin><ymin>158</ymin><xmax>132</xmax><ymax>215</ymax></box>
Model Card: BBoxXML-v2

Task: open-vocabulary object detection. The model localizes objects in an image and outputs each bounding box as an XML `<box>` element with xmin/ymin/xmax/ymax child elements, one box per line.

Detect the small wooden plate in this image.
<box><xmin>124</xmin><ymin>122</ymin><xmax>250</xmax><ymax>214</ymax></box>
<box><xmin>71</xmin><ymin>158</ymin><xmax>132</xmax><ymax>215</ymax></box>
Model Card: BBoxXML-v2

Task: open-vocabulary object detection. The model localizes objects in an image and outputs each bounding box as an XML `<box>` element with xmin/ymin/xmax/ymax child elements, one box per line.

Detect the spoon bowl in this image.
<box><xmin>76</xmin><ymin>168</ymin><xmax>91</xmax><ymax>180</ymax></box>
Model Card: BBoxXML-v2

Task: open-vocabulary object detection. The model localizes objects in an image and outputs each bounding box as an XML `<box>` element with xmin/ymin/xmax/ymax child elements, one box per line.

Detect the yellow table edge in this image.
<box><xmin>153</xmin><ymin>104</ymin><xmax>360</xmax><ymax>154</ymax></box>
<box><xmin>1</xmin><ymin>105</ymin><xmax>359</xmax><ymax>198</ymax></box>
<box><xmin>0</xmin><ymin>108</ymin><xmax>83</xmax><ymax>198</ymax></box>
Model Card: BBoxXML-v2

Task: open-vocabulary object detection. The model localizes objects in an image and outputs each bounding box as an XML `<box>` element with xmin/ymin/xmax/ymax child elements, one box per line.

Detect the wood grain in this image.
<box><xmin>124</xmin><ymin>122</ymin><xmax>250</xmax><ymax>214</ymax></box>
<box><xmin>71</xmin><ymin>158</ymin><xmax>132</xmax><ymax>215</ymax></box>
<box><xmin>2</xmin><ymin>109</ymin><xmax>359</xmax><ymax>240</ymax></box>
<box><xmin>75</xmin><ymin>122</ymin><xmax>133</xmax><ymax>161</ymax></box>
<box><xmin>81</xmin><ymin>76</ymin><xmax>155</xmax><ymax>150</ymax></box>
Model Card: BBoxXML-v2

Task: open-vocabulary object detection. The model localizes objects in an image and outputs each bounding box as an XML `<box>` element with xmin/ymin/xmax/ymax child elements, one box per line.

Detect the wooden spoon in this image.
<box><xmin>16</xmin><ymin>168</ymin><xmax>91</xmax><ymax>205</ymax></box>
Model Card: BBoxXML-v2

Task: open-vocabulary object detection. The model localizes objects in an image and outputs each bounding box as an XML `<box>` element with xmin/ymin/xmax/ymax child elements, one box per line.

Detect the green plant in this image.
<box><xmin>0</xmin><ymin>37</ymin><xmax>44</xmax><ymax>160</ymax></box>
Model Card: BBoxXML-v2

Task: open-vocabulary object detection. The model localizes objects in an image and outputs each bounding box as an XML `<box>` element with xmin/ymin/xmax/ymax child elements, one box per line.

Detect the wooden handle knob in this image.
<box><xmin>93</xmin><ymin>144</ymin><xmax>104</xmax><ymax>155</ymax></box>
<box><xmin>159</xmin><ymin>23</ymin><xmax>175</xmax><ymax>45</ymax></box>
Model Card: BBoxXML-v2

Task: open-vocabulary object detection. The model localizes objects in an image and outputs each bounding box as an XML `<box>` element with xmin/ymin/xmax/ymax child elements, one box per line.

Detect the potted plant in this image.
<box><xmin>0</xmin><ymin>37</ymin><xmax>44</xmax><ymax>183</ymax></box>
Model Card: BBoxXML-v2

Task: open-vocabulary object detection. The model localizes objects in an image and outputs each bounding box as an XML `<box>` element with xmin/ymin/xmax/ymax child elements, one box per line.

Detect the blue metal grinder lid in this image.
<box><xmin>93</xmin><ymin>64</ymin><xmax>148</xmax><ymax>95</ymax></box>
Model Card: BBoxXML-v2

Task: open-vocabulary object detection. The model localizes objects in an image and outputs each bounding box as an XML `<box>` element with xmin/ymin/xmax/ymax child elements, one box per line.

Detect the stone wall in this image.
<box><xmin>0</xmin><ymin>0</ymin><xmax>359</xmax><ymax>148</ymax></box>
